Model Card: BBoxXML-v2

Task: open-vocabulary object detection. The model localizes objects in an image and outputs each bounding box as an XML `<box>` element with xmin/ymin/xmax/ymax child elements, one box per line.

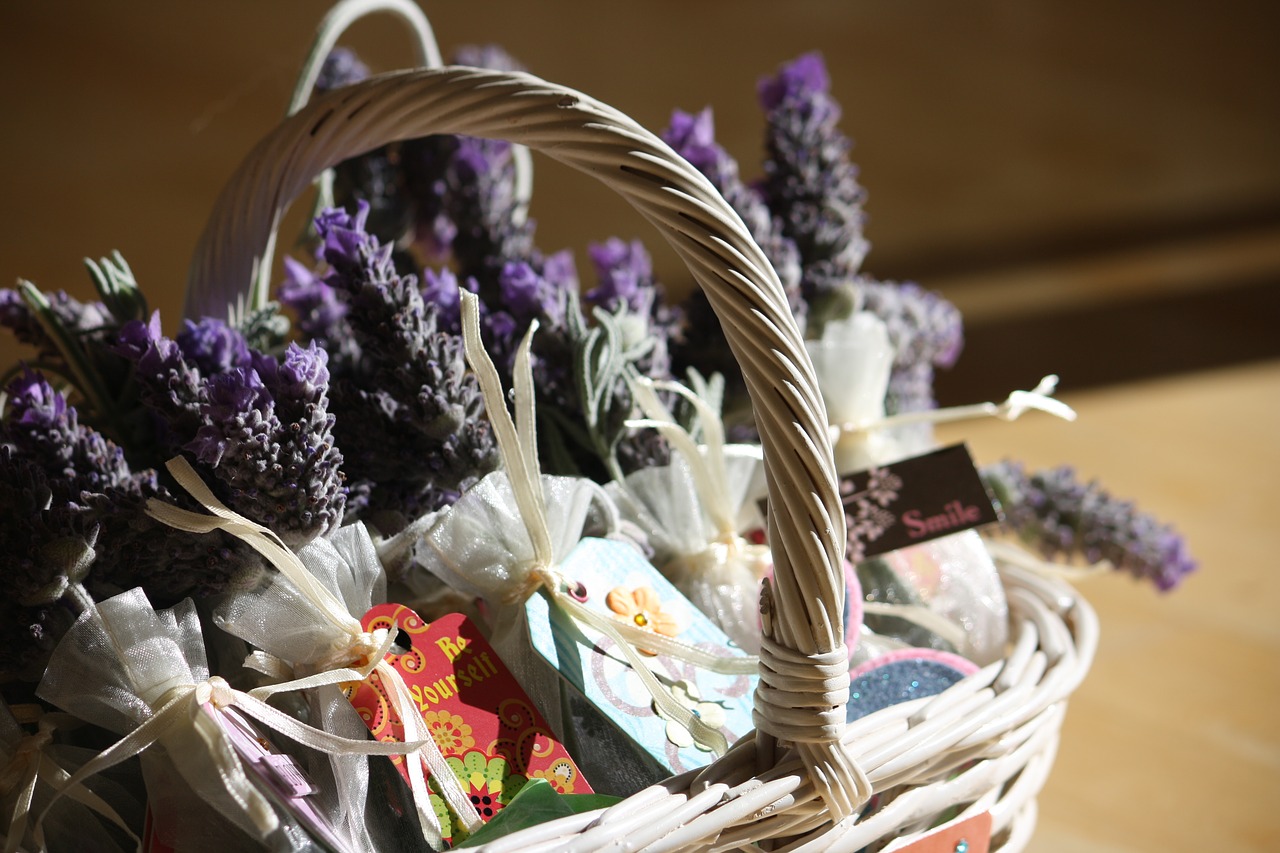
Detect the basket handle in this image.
<box><xmin>186</xmin><ymin>66</ymin><xmax>861</xmax><ymax>812</ymax></box>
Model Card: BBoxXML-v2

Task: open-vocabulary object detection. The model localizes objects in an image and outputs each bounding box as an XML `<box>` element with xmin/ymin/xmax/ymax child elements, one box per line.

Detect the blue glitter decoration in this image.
<box><xmin>845</xmin><ymin>657</ymin><xmax>970</xmax><ymax>723</ymax></box>
<box><xmin>955</xmin><ymin>840</ymin><xmax>970</xmax><ymax>853</ymax></box>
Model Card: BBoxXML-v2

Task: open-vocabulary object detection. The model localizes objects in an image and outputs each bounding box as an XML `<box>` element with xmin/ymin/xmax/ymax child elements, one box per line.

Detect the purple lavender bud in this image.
<box><xmin>664</xmin><ymin>109</ymin><xmax>733</xmax><ymax>186</ymax></box>
<box><xmin>1</xmin><ymin>289</ymin><xmax>115</xmax><ymax>357</ymax></box>
<box><xmin>421</xmin><ymin>268</ymin><xmax>478</xmax><ymax>333</ymax></box>
<box><xmin>176</xmin><ymin>316</ymin><xmax>252</xmax><ymax>376</ymax></box>
<box><xmin>1</xmin><ymin>288</ymin><xmax>54</xmax><ymax>354</ymax></box>
<box><xmin>188</xmin><ymin>368</ymin><xmax>271</xmax><ymax>468</ymax></box>
<box><xmin>0</xmin><ymin>451</ymin><xmax>82</xmax><ymax>677</ymax></box>
<box><xmin>498</xmin><ymin>260</ymin><xmax>567</xmax><ymax>326</ymax></box>
<box><xmin>981</xmin><ymin>460</ymin><xmax>1198</xmax><ymax>591</ymax></box>
<box><xmin>662</xmin><ymin>108</ymin><xmax>802</xmax><ymax>306</ymax></box>
<box><xmin>402</xmin><ymin>132</ymin><xmax>534</xmax><ymax>294</ymax></box>
<box><xmin>319</xmin><ymin>202</ymin><xmax>383</xmax><ymax>279</ymax></box>
<box><xmin>541</xmin><ymin>250</ymin><xmax>580</xmax><ymax>296</ymax></box>
<box><xmin>8</xmin><ymin>368</ymin><xmax>67</xmax><ymax>428</ymax></box>
<box><xmin>859</xmin><ymin>280</ymin><xmax>964</xmax><ymax>370</ymax></box>
<box><xmin>187</xmin><ymin>352</ymin><xmax>346</xmax><ymax>545</ymax></box>
<box><xmin>256</xmin><ymin>341</ymin><xmax>330</xmax><ymax>406</ymax></box>
<box><xmin>451</xmin><ymin>44</ymin><xmax>527</xmax><ymax>73</ymax></box>
<box><xmin>111</xmin><ymin>309</ymin><xmax>163</xmax><ymax>361</ymax></box>
<box><xmin>314</xmin><ymin>47</ymin><xmax>370</xmax><ymax>93</ymax></box>
<box><xmin>587</xmin><ymin>238</ymin><xmax>652</xmax><ymax>314</ymax></box>
<box><xmin>758</xmin><ymin>53</ymin><xmax>869</xmax><ymax>302</ymax></box>
<box><xmin>308</xmin><ymin>204</ymin><xmax>498</xmax><ymax>525</ymax></box>
<box><xmin>2</xmin><ymin>371</ymin><xmax>132</xmax><ymax>500</ymax></box>
<box><xmin>82</xmin><ymin>470</ymin><xmax>265</xmax><ymax>607</ymax></box>
<box><xmin>662</xmin><ymin>106</ymin><xmax>803</xmax><ymax>401</ymax></box>
<box><xmin>757</xmin><ymin>51</ymin><xmax>831</xmax><ymax>111</ymax></box>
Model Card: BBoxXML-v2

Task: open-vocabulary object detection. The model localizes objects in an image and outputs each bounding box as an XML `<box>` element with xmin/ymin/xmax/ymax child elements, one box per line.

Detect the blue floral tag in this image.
<box><xmin>525</xmin><ymin>537</ymin><xmax>757</xmax><ymax>776</ymax></box>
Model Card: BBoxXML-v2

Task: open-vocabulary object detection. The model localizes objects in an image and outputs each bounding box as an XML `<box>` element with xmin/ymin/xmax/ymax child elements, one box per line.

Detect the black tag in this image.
<box><xmin>835</xmin><ymin>444</ymin><xmax>999</xmax><ymax>561</ymax></box>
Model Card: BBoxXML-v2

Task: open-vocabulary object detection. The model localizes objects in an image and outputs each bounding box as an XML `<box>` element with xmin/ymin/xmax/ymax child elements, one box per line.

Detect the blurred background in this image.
<box><xmin>2</xmin><ymin>0</ymin><xmax>1277</xmax><ymax>402</ymax></box>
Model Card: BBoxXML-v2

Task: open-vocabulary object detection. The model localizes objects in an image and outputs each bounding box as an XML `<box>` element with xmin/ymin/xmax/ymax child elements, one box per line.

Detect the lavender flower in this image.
<box><xmin>2</xmin><ymin>371</ymin><xmax>132</xmax><ymax>501</ymax></box>
<box><xmin>280</xmin><ymin>255</ymin><xmax>361</xmax><ymax>371</ymax></box>
<box><xmin>981</xmin><ymin>460</ymin><xmax>1198</xmax><ymax>591</ymax></box>
<box><xmin>312</xmin><ymin>48</ymin><xmax>415</xmax><ymax>241</ymax></box>
<box><xmin>587</xmin><ymin>238</ymin><xmax>653</xmax><ymax>315</ymax></box>
<box><xmin>82</xmin><ymin>469</ymin><xmax>265</xmax><ymax>607</ymax></box>
<box><xmin>314</xmin><ymin>46</ymin><xmax>369</xmax><ymax>92</ymax></box>
<box><xmin>662</xmin><ymin>108</ymin><xmax>803</xmax><ymax>310</ymax></box>
<box><xmin>112</xmin><ymin>311</ymin><xmax>205</xmax><ymax>460</ymax></box>
<box><xmin>1</xmin><ymin>376</ymin><xmax>262</xmax><ymax>619</ymax></box>
<box><xmin>662</xmin><ymin>108</ymin><xmax>802</xmax><ymax>408</ymax></box>
<box><xmin>859</xmin><ymin>279</ymin><xmax>964</xmax><ymax>371</ymax></box>
<box><xmin>0</xmin><ymin>288</ymin><xmax>114</xmax><ymax>358</ymax></box>
<box><xmin>187</xmin><ymin>342</ymin><xmax>346</xmax><ymax>546</ymax></box>
<box><xmin>757</xmin><ymin>52</ymin><xmax>869</xmax><ymax>304</ymax></box>
<box><xmin>498</xmin><ymin>259</ymin><xmax>576</xmax><ymax>330</ymax></box>
<box><xmin>420</xmin><ymin>267</ymin><xmax>477</xmax><ymax>333</ymax></box>
<box><xmin>175</xmin><ymin>316</ymin><xmax>252</xmax><ymax>377</ymax></box>
<box><xmin>404</xmin><ymin>133</ymin><xmax>535</xmax><ymax>290</ymax></box>
<box><xmin>311</xmin><ymin>204</ymin><xmax>497</xmax><ymax>526</ymax></box>
<box><xmin>451</xmin><ymin>44</ymin><xmax>526</xmax><ymax>74</ymax></box>
<box><xmin>585</xmin><ymin>238</ymin><xmax>680</xmax><ymax>381</ymax></box>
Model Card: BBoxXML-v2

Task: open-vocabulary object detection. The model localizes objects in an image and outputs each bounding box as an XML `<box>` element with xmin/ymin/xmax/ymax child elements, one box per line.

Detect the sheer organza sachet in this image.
<box><xmin>212</xmin><ymin>521</ymin><xmax>426</xmax><ymax>851</ymax></box>
<box><xmin>607</xmin><ymin>380</ymin><xmax>770</xmax><ymax>653</ymax></box>
<box><xmin>808</xmin><ymin>309</ymin><xmax>1010</xmax><ymax>665</ymax></box>
<box><xmin>35</xmin><ymin>589</ymin><xmax>322</xmax><ymax>852</ymax></box>
<box><xmin>1</xmin><ymin>700</ymin><xmax>142</xmax><ymax>853</ymax></box>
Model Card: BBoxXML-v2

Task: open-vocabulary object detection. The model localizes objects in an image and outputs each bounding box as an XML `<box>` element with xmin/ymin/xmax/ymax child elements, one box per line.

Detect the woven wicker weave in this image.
<box><xmin>184</xmin><ymin>43</ymin><xmax>1099</xmax><ymax>853</ymax></box>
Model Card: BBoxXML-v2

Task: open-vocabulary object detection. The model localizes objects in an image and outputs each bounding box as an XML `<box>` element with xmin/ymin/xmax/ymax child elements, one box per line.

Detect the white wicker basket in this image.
<box><xmin>184</xmin><ymin>37</ymin><xmax>1099</xmax><ymax>853</ymax></box>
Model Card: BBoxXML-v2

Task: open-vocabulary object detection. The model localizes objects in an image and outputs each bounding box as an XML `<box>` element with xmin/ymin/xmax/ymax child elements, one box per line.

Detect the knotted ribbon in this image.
<box><xmin>32</xmin><ymin>589</ymin><xmax>431</xmax><ymax>852</ymax></box>
<box><xmin>147</xmin><ymin>458</ymin><xmax>481</xmax><ymax>849</ymax></box>
<box><xmin>419</xmin><ymin>292</ymin><xmax>756</xmax><ymax>756</ymax></box>
<box><xmin>1</xmin><ymin>706</ymin><xmax>137</xmax><ymax>853</ymax></box>
<box><xmin>611</xmin><ymin>375</ymin><xmax>771</xmax><ymax>653</ymax></box>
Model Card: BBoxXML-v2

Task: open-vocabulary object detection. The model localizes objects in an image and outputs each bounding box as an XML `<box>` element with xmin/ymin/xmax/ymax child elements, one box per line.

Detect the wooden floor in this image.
<box><xmin>1</xmin><ymin>3</ymin><xmax>1276</xmax><ymax>849</ymax></box>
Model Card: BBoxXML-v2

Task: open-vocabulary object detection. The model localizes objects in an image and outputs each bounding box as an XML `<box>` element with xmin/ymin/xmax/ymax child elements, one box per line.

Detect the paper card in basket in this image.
<box><xmin>897</xmin><ymin>811</ymin><xmax>991</xmax><ymax>853</ymax></box>
<box><xmin>525</xmin><ymin>536</ymin><xmax>758</xmax><ymax>778</ymax></box>
<box><xmin>835</xmin><ymin>443</ymin><xmax>1000</xmax><ymax>561</ymax></box>
<box><xmin>346</xmin><ymin>605</ymin><xmax>590</xmax><ymax>845</ymax></box>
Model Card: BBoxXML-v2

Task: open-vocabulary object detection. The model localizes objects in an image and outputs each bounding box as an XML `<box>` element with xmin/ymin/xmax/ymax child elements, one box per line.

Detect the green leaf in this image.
<box><xmin>18</xmin><ymin>280</ymin><xmax>114</xmax><ymax>423</ymax></box>
<box><xmin>453</xmin><ymin>779</ymin><xmax>620</xmax><ymax>848</ymax></box>
<box><xmin>85</xmin><ymin>251</ymin><xmax>147</xmax><ymax>324</ymax></box>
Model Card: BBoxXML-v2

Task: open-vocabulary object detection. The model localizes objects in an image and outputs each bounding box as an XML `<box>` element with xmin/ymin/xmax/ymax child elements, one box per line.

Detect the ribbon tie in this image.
<box><xmin>32</xmin><ymin>662</ymin><xmax>427</xmax><ymax>852</ymax></box>
<box><xmin>457</xmin><ymin>292</ymin><xmax>755</xmax><ymax>756</ymax></box>
<box><xmin>147</xmin><ymin>458</ymin><xmax>482</xmax><ymax>849</ymax></box>
<box><xmin>2</xmin><ymin>709</ymin><xmax>139</xmax><ymax>853</ymax></box>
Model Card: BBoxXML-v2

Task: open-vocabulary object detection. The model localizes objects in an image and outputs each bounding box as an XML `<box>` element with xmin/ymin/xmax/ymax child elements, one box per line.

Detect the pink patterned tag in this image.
<box><xmin>346</xmin><ymin>605</ymin><xmax>590</xmax><ymax>844</ymax></box>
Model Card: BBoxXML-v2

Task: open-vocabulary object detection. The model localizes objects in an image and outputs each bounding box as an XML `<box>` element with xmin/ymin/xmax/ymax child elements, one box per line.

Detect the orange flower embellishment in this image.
<box><xmin>422</xmin><ymin>709</ymin><xmax>475</xmax><ymax>754</ymax></box>
<box><xmin>606</xmin><ymin>586</ymin><xmax>680</xmax><ymax>653</ymax></box>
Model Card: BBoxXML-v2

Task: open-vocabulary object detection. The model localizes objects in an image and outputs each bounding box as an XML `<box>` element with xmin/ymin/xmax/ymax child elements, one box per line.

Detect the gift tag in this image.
<box><xmin>207</xmin><ymin>704</ymin><xmax>355</xmax><ymax>853</ymax></box>
<box><xmin>845</xmin><ymin>648</ymin><xmax>978</xmax><ymax>723</ymax></box>
<box><xmin>893</xmin><ymin>811</ymin><xmax>992</xmax><ymax>853</ymax></box>
<box><xmin>837</xmin><ymin>444</ymin><xmax>1000</xmax><ymax>561</ymax></box>
<box><xmin>347</xmin><ymin>606</ymin><xmax>589</xmax><ymax>844</ymax></box>
<box><xmin>525</xmin><ymin>537</ymin><xmax>757</xmax><ymax>776</ymax></box>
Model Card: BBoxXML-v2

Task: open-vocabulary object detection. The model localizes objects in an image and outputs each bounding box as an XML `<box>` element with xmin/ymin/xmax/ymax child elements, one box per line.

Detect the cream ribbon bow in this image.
<box><xmin>2</xmin><ymin>709</ymin><xmax>138</xmax><ymax>853</ymax></box>
<box><xmin>453</xmin><ymin>292</ymin><xmax>756</xmax><ymax>756</ymax></box>
<box><xmin>147</xmin><ymin>458</ymin><xmax>482</xmax><ymax>849</ymax></box>
<box><xmin>32</xmin><ymin>669</ymin><xmax>427</xmax><ymax>852</ymax></box>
